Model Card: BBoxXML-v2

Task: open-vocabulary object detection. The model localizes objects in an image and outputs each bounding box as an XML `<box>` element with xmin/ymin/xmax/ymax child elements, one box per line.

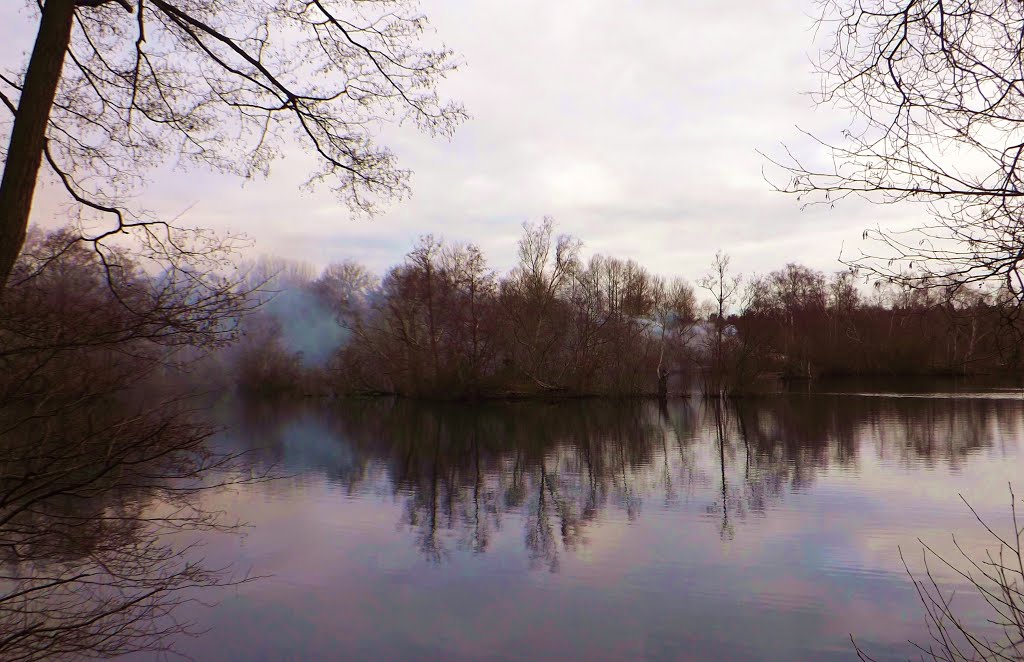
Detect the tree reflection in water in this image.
<box><xmin>229</xmin><ymin>393</ymin><xmax>1004</xmax><ymax>567</ymax></box>
<box><xmin>0</xmin><ymin>393</ymin><xmax>264</xmax><ymax>662</ymax></box>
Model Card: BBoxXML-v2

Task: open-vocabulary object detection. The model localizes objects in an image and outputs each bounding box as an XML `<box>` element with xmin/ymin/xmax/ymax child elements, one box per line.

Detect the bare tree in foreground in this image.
<box><xmin>854</xmin><ymin>486</ymin><xmax>1024</xmax><ymax>661</ymax></box>
<box><xmin>0</xmin><ymin>230</ymin><xmax>266</xmax><ymax>661</ymax></box>
<box><xmin>771</xmin><ymin>0</ymin><xmax>1024</xmax><ymax>309</ymax></box>
<box><xmin>0</xmin><ymin>398</ymin><xmax>261</xmax><ymax>662</ymax></box>
<box><xmin>0</xmin><ymin>0</ymin><xmax>466</xmax><ymax>288</ymax></box>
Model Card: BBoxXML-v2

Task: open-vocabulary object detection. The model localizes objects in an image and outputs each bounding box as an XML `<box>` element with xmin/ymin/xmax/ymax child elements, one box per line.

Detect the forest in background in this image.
<box><xmin>9</xmin><ymin>218</ymin><xmax>1022</xmax><ymax>404</ymax></box>
<box><xmin>189</xmin><ymin>218</ymin><xmax>1024</xmax><ymax>399</ymax></box>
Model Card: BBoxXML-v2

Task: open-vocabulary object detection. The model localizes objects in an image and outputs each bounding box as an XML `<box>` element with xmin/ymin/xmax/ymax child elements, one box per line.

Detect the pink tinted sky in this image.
<box><xmin>1</xmin><ymin>1</ymin><xmax>925</xmax><ymax>282</ymax></box>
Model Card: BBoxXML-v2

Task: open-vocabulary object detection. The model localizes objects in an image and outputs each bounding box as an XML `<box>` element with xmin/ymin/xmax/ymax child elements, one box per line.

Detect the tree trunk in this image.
<box><xmin>656</xmin><ymin>325</ymin><xmax>668</xmax><ymax>401</ymax></box>
<box><xmin>0</xmin><ymin>0</ymin><xmax>76</xmax><ymax>289</ymax></box>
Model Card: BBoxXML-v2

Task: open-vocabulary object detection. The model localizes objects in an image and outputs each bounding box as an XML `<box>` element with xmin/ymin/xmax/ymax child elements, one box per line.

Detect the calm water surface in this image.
<box><xmin>154</xmin><ymin>388</ymin><xmax>1024</xmax><ymax>661</ymax></box>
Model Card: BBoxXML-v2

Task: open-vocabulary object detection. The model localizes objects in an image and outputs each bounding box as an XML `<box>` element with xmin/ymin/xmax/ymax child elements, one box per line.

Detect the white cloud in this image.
<box><xmin>1</xmin><ymin>0</ymin><xmax>930</xmax><ymax>284</ymax></box>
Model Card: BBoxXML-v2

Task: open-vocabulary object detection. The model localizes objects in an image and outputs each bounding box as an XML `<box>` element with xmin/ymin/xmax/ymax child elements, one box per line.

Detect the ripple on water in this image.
<box><xmin>170</xmin><ymin>394</ymin><xmax>1024</xmax><ymax>662</ymax></box>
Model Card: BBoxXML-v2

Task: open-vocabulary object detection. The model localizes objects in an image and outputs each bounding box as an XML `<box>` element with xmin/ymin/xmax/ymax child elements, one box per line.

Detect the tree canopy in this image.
<box><xmin>774</xmin><ymin>0</ymin><xmax>1024</xmax><ymax>306</ymax></box>
<box><xmin>0</xmin><ymin>0</ymin><xmax>466</xmax><ymax>287</ymax></box>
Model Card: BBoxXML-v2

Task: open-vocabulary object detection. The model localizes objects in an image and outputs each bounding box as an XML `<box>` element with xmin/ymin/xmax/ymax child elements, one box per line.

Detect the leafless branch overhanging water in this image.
<box><xmin>0</xmin><ymin>227</ymin><xmax>276</xmax><ymax>661</ymax></box>
<box><xmin>854</xmin><ymin>485</ymin><xmax>1024</xmax><ymax>662</ymax></box>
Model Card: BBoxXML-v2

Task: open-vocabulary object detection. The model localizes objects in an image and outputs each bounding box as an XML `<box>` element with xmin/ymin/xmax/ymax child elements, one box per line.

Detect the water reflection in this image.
<box><xmin>137</xmin><ymin>392</ymin><xmax>1024</xmax><ymax>662</ymax></box>
<box><xmin>224</xmin><ymin>393</ymin><xmax>1018</xmax><ymax>567</ymax></box>
<box><xmin>0</xmin><ymin>395</ymin><xmax>257</xmax><ymax>662</ymax></box>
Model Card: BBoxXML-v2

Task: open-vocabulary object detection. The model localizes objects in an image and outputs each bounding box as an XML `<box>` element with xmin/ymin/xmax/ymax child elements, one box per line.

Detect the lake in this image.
<box><xmin>147</xmin><ymin>385</ymin><xmax>1024</xmax><ymax>661</ymax></box>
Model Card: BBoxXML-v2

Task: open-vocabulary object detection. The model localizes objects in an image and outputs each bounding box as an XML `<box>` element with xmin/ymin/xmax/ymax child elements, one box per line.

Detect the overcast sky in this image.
<box><xmin>2</xmin><ymin>0</ymin><xmax>925</xmax><ymax>282</ymax></box>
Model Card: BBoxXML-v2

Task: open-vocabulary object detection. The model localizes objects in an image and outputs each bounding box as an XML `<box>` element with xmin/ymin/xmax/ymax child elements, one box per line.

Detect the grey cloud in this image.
<box><xmin>1</xmin><ymin>0</ymin><xmax>928</xmax><ymax>284</ymax></box>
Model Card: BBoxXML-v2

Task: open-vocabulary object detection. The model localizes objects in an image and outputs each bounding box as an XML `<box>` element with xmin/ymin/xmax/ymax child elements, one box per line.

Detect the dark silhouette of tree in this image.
<box><xmin>698</xmin><ymin>251</ymin><xmax>747</xmax><ymax>395</ymax></box>
<box><xmin>228</xmin><ymin>229</ymin><xmax>1024</xmax><ymax>398</ymax></box>
<box><xmin>0</xmin><ymin>229</ymin><xmax>263</xmax><ymax>661</ymax></box>
<box><xmin>651</xmin><ymin>276</ymin><xmax>698</xmax><ymax>400</ymax></box>
<box><xmin>772</xmin><ymin>0</ymin><xmax>1024</xmax><ymax>312</ymax></box>
<box><xmin>501</xmin><ymin>217</ymin><xmax>582</xmax><ymax>391</ymax></box>
<box><xmin>0</xmin><ymin>0</ymin><xmax>466</xmax><ymax>288</ymax></box>
<box><xmin>0</xmin><ymin>395</ymin><xmax>259</xmax><ymax>662</ymax></box>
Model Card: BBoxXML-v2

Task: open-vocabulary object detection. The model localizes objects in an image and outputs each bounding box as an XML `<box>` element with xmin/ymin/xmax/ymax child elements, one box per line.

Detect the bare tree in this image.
<box><xmin>313</xmin><ymin>259</ymin><xmax>377</xmax><ymax>320</ymax></box>
<box><xmin>698</xmin><ymin>251</ymin><xmax>741</xmax><ymax>395</ymax></box>
<box><xmin>439</xmin><ymin>242</ymin><xmax>498</xmax><ymax>395</ymax></box>
<box><xmin>0</xmin><ymin>0</ymin><xmax>466</xmax><ymax>288</ymax></box>
<box><xmin>501</xmin><ymin>218</ymin><xmax>581</xmax><ymax>391</ymax></box>
<box><xmin>772</xmin><ymin>0</ymin><xmax>1024</xmax><ymax>308</ymax></box>
<box><xmin>0</xmin><ymin>396</ymin><xmax>260</xmax><ymax>662</ymax></box>
<box><xmin>854</xmin><ymin>486</ymin><xmax>1024</xmax><ymax>662</ymax></box>
<box><xmin>0</xmin><ymin>230</ymin><xmax>265</xmax><ymax>661</ymax></box>
<box><xmin>651</xmin><ymin>276</ymin><xmax>697</xmax><ymax>399</ymax></box>
<box><xmin>744</xmin><ymin>263</ymin><xmax>829</xmax><ymax>378</ymax></box>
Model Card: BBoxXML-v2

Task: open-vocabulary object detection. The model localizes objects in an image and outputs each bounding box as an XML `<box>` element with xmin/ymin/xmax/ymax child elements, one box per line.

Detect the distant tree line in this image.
<box><xmin>219</xmin><ymin>219</ymin><xmax>1024</xmax><ymax>399</ymax></box>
